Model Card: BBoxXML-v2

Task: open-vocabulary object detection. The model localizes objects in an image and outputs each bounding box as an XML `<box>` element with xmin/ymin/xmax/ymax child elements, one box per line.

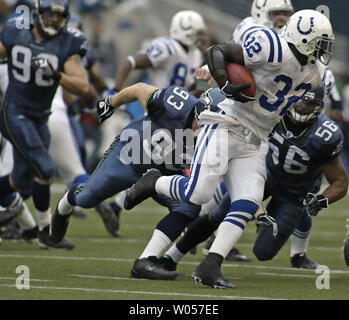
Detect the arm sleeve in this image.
<box><xmin>243</xmin><ymin>29</ymin><xmax>280</xmax><ymax>69</ymax></box>
<box><xmin>67</xmin><ymin>27</ymin><xmax>88</xmax><ymax>57</ymax></box>
<box><xmin>312</xmin><ymin>124</ymin><xmax>344</xmax><ymax>166</ymax></box>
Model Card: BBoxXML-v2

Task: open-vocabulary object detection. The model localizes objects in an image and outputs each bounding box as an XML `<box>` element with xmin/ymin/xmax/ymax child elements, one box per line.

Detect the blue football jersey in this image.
<box><xmin>266</xmin><ymin>114</ymin><xmax>344</xmax><ymax>199</ymax></box>
<box><xmin>119</xmin><ymin>85</ymin><xmax>204</xmax><ymax>174</ymax></box>
<box><xmin>0</xmin><ymin>19</ymin><xmax>87</xmax><ymax>117</ymax></box>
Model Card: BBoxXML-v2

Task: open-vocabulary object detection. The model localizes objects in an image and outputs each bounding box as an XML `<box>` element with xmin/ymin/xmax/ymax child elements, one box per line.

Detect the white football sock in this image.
<box><xmin>57</xmin><ymin>191</ymin><xmax>74</xmax><ymax>216</ymax></box>
<box><xmin>35</xmin><ymin>208</ymin><xmax>52</xmax><ymax>231</ymax></box>
<box><xmin>164</xmin><ymin>244</ymin><xmax>185</xmax><ymax>264</ymax></box>
<box><xmin>15</xmin><ymin>202</ymin><xmax>36</xmax><ymax>230</ymax></box>
<box><xmin>114</xmin><ymin>190</ymin><xmax>126</xmax><ymax>210</ymax></box>
<box><xmin>155</xmin><ymin>176</ymin><xmax>176</xmax><ymax>198</ymax></box>
<box><xmin>290</xmin><ymin>233</ymin><xmax>311</xmax><ymax>257</ymax></box>
<box><xmin>209</xmin><ymin>221</ymin><xmax>246</xmax><ymax>258</ymax></box>
<box><xmin>139</xmin><ymin>229</ymin><xmax>172</xmax><ymax>259</ymax></box>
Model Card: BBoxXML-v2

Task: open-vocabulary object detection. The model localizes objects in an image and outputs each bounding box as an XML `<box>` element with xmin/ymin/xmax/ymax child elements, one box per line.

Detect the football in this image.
<box><xmin>226</xmin><ymin>63</ymin><xmax>256</xmax><ymax>98</ymax></box>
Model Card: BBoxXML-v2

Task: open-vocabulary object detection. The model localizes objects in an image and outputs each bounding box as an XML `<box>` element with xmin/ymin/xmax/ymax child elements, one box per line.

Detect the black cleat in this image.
<box><xmin>49</xmin><ymin>207</ymin><xmax>71</xmax><ymax>244</ymax></box>
<box><xmin>192</xmin><ymin>253</ymin><xmax>236</xmax><ymax>289</ymax></box>
<box><xmin>157</xmin><ymin>255</ymin><xmax>177</xmax><ymax>272</ymax></box>
<box><xmin>21</xmin><ymin>226</ymin><xmax>38</xmax><ymax>243</ymax></box>
<box><xmin>225</xmin><ymin>247</ymin><xmax>252</xmax><ymax>262</ymax></box>
<box><xmin>124</xmin><ymin>169</ymin><xmax>161</xmax><ymax>210</ymax></box>
<box><xmin>39</xmin><ymin>225</ymin><xmax>75</xmax><ymax>250</ymax></box>
<box><xmin>131</xmin><ymin>256</ymin><xmax>178</xmax><ymax>280</ymax></box>
<box><xmin>0</xmin><ymin>195</ymin><xmax>24</xmax><ymax>227</ymax></box>
<box><xmin>291</xmin><ymin>253</ymin><xmax>319</xmax><ymax>269</ymax></box>
<box><xmin>95</xmin><ymin>201</ymin><xmax>120</xmax><ymax>237</ymax></box>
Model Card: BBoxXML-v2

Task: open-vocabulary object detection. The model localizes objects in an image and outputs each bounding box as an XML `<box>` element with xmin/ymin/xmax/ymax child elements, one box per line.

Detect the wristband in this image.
<box><xmin>127</xmin><ymin>55</ymin><xmax>136</xmax><ymax>69</ymax></box>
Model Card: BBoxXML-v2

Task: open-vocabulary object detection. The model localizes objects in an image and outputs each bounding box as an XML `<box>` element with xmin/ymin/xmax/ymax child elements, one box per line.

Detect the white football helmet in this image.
<box><xmin>169</xmin><ymin>10</ymin><xmax>207</xmax><ymax>48</ymax></box>
<box><xmin>251</xmin><ymin>0</ymin><xmax>294</xmax><ymax>29</ymax></box>
<box><xmin>280</xmin><ymin>9</ymin><xmax>334</xmax><ymax>65</ymax></box>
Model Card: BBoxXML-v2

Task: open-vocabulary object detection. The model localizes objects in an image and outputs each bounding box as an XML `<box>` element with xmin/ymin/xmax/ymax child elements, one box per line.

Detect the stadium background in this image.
<box><xmin>0</xmin><ymin>0</ymin><xmax>348</xmax><ymax>301</ymax></box>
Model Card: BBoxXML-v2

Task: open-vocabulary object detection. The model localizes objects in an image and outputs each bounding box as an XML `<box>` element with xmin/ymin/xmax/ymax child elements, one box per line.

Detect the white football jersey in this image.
<box><xmin>142</xmin><ymin>37</ymin><xmax>203</xmax><ymax>88</ymax></box>
<box><xmin>201</xmin><ymin>28</ymin><xmax>323</xmax><ymax>141</ymax></box>
<box><xmin>231</xmin><ymin>17</ymin><xmax>264</xmax><ymax>45</ymax></box>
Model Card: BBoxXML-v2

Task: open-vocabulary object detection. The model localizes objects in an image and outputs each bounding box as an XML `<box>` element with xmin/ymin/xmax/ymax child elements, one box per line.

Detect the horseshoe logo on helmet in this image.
<box><xmin>179</xmin><ymin>17</ymin><xmax>192</xmax><ymax>30</ymax></box>
<box><xmin>297</xmin><ymin>16</ymin><xmax>315</xmax><ymax>35</ymax></box>
<box><xmin>255</xmin><ymin>0</ymin><xmax>267</xmax><ymax>10</ymax></box>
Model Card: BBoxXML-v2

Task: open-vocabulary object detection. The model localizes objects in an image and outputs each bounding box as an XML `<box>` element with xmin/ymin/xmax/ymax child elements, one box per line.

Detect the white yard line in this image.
<box><xmin>68</xmin><ymin>274</ymin><xmax>148</xmax><ymax>281</ymax></box>
<box><xmin>0</xmin><ymin>276</ymin><xmax>52</xmax><ymax>282</ymax></box>
<box><xmin>257</xmin><ymin>272</ymin><xmax>318</xmax><ymax>278</ymax></box>
<box><xmin>0</xmin><ymin>283</ymin><xmax>286</xmax><ymax>300</ymax></box>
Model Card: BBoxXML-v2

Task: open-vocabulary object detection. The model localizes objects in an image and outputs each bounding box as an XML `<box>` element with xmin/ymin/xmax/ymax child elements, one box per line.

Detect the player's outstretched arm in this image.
<box><xmin>321</xmin><ymin>156</ymin><xmax>348</xmax><ymax>204</ymax></box>
<box><xmin>60</xmin><ymin>54</ymin><xmax>89</xmax><ymax>95</ymax></box>
<box><xmin>96</xmin><ymin>83</ymin><xmax>158</xmax><ymax>123</ymax></box>
<box><xmin>111</xmin><ymin>82</ymin><xmax>158</xmax><ymax>111</ymax></box>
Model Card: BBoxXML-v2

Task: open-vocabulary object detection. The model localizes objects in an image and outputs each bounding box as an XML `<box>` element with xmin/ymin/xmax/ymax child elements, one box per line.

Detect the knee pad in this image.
<box><xmin>253</xmin><ymin>228</ymin><xmax>288</xmax><ymax>261</ymax></box>
<box><xmin>295</xmin><ymin>210</ymin><xmax>312</xmax><ymax>233</ymax></box>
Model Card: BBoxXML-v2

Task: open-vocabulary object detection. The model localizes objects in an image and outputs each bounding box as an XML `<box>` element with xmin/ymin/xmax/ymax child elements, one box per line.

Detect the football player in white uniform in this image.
<box><xmin>125</xmin><ymin>9</ymin><xmax>335</xmax><ymax>288</ymax></box>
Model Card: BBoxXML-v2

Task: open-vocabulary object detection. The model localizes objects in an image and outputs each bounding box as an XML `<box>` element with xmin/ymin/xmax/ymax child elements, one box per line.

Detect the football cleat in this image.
<box><xmin>157</xmin><ymin>255</ymin><xmax>177</xmax><ymax>272</ymax></box>
<box><xmin>49</xmin><ymin>206</ymin><xmax>71</xmax><ymax>244</ymax></box>
<box><xmin>225</xmin><ymin>247</ymin><xmax>252</xmax><ymax>262</ymax></box>
<box><xmin>290</xmin><ymin>253</ymin><xmax>319</xmax><ymax>269</ymax></box>
<box><xmin>192</xmin><ymin>253</ymin><xmax>236</xmax><ymax>289</ymax></box>
<box><xmin>344</xmin><ymin>218</ymin><xmax>349</xmax><ymax>267</ymax></box>
<box><xmin>21</xmin><ymin>226</ymin><xmax>39</xmax><ymax>243</ymax></box>
<box><xmin>124</xmin><ymin>169</ymin><xmax>162</xmax><ymax>210</ymax></box>
<box><xmin>39</xmin><ymin>225</ymin><xmax>75</xmax><ymax>250</ymax></box>
<box><xmin>95</xmin><ymin>201</ymin><xmax>120</xmax><ymax>237</ymax></box>
<box><xmin>131</xmin><ymin>256</ymin><xmax>178</xmax><ymax>280</ymax></box>
<box><xmin>0</xmin><ymin>195</ymin><xmax>24</xmax><ymax>227</ymax></box>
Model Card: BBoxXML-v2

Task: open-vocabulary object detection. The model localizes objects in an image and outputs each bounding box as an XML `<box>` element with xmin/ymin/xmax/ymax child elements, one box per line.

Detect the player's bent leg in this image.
<box><xmin>253</xmin><ymin>198</ymin><xmax>303</xmax><ymax>261</ymax></box>
<box><xmin>131</xmin><ymin>195</ymin><xmax>200</xmax><ymax>280</ymax></box>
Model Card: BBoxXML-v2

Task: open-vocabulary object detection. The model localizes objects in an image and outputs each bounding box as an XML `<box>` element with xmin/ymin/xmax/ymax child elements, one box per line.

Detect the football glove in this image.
<box><xmin>96</xmin><ymin>96</ymin><xmax>114</xmax><ymax>123</ymax></box>
<box><xmin>219</xmin><ymin>79</ymin><xmax>255</xmax><ymax>103</ymax></box>
<box><xmin>32</xmin><ymin>57</ymin><xmax>61</xmax><ymax>81</ymax></box>
<box><xmin>303</xmin><ymin>193</ymin><xmax>329</xmax><ymax>216</ymax></box>
<box><xmin>256</xmin><ymin>213</ymin><xmax>278</xmax><ymax>238</ymax></box>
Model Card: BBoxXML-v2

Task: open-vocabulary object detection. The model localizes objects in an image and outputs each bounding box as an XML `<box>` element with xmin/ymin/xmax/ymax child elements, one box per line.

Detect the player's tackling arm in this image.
<box><xmin>110</xmin><ymin>82</ymin><xmax>158</xmax><ymax>112</ymax></box>
<box><xmin>321</xmin><ymin>157</ymin><xmax>348</xmax><ymax>204</ymax></box>
<box><xmin>60</xmin><ymin>54</ymin><xmax>89</xmax><ymax>95</ymax></box>
<box><xmin>96</xmin><ymin>82</ymin><xmax>158</xmax><ymax>123</ymax></box>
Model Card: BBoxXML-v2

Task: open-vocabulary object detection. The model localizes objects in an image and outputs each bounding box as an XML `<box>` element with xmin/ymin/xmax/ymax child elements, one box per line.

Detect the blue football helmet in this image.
<box><xmin>33</xmin><ymin>0</ymin><xmax>70</xmax><ymax>38</ymax></box>
<box><xmin>287</xmin><ymin>86</ymin><xmax>325</xmax><ymax>124</ymax></box>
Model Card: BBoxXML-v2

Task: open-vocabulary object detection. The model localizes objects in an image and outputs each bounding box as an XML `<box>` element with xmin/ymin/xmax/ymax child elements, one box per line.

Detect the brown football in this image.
<box><xmin>226</xmin><ymin>63</ymin><xmax>256</xmax><ymax>98</ymax></box>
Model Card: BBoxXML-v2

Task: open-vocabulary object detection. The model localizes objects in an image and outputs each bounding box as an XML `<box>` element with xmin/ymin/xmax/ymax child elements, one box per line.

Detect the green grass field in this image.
<box><xmin>0</xmin><ymin>184</ymin><xmax>349</xmax><ymax>300</ymax></box>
